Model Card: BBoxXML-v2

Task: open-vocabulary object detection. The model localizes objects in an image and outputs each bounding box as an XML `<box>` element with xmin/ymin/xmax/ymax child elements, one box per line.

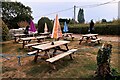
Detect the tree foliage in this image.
<box><xmin>95</xmin><ymin>43</ymin><xmax>113</xmax><ymax>79</ymax></box>
<box><xmin>59</xmin><ymin>18</ymin><xmax>70</xmax><ymax>24</ymax></box>
<box><xmin>2</xmin><ymin>2</ymin><xmax>32</xmax><ymax>29</ymax></box>
<box><xmin>38</xmin><ymin>17</ymin><xmax>53</xmax><ymax>33</ymax></box>
<box><xmin>77</xmin><ymin>8</ymin><xmax>85</xmax><ymax>23</ymax></box>
<box><xmin>101</xmin><ymin>19</ymin><xmax>107</xmax><ymax>23</ymax></box>
<box><xmin>2</xmin><ymin>20</ymin><xmax>10</xmax><ymax>41</ymax></box>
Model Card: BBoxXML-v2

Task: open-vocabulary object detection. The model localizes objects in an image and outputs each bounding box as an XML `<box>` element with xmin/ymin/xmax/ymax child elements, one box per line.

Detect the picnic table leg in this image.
<box><xmin>86</xmin><ymin>37</ymin><xmax>91</xmax><ymax>43</ymax></box>
<box><xmin>69</xmin><ymin>54</ymin><xmax>73</xmax><ymax>60</ymax></box>
<box><xmin>14</xmin><ymin>36</ymin><xmax>17</xmax><ymax>42</ymax></box>
<box><xmin>69</xmin><ymin>34</ymin><xmax>74</xmax><ymax>40</ymax></box>
<box><xmin>95</xmin><ymin>35</ymin><xmax>100</xmax><ymax>44</ymax></box>
<box><xmin>64</xmin><ymin>44</ymin><xmax>69</xmax><ymax>51</ymax></box>
<box><xmin>18</xmin><ymin>36</ymin><xmax>21</xmax><ymax>42</ymax></box>
<box><xmin>44</xmin><ymin>50</ymin><xmax>50</xmax><ymax>58</ymax></box>
<box><xmin>52</xmin><ymin>48</ymin><xmax>57</xmax><ymax>56</ymax></box>
<box><xmin>95</xmin><ymin>35</ymin><xmax>98</xmax><ymax>39</ymax></box>
<box><xmin>79</xmin><ymin>37</ymin><xmax>84</xmax><ymax>44</ymax></box>
<box><xmin>28</xmin><ymin>40</ymin><xmax>31</xmax><ymax>43</ymax></box>
<box><xmin>34</xmin><ymin>50</ymin><xmax>39</xmax><ymax>62</ymax></box>
<box><xmin>37</xmin><ymin>39</ymin><xmax>40</xmax><ymax>43</ymax></box>
<box><xmin>57</xmin><ymin>44</ymin><xmax>68</xmax><ymax>51</ymax></box>
<box><xmin>22</xmin><ymin>41</ymin><xmax>25</xmax><ymax>48</ymax></box>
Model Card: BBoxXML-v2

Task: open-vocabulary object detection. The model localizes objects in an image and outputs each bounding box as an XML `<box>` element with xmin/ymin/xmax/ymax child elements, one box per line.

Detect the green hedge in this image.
<box><xmin>62</xmin><ymin>24</ymin><xmax>120</xmax><ymax>35</ymax></box>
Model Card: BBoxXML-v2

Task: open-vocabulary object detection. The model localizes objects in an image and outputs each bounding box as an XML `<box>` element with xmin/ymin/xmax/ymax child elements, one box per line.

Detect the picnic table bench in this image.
<box><xmin>46</xmin><ymin>49</ymin><xmax>77</xmax><ymax>69</ymax></box>
<box><xmin>46</xmin><ymin>49</ymin><xmax>78</xmax><ymax>62</ymax></box>
<box><xmin>14</xmin><ymin>33</ymin><xmax>26</xmax><ymax>42</ymax></box>
<box><xmin>91</xmin><ymin>38</ymin><xmax>101</xmax><ymax>43</ymax></box>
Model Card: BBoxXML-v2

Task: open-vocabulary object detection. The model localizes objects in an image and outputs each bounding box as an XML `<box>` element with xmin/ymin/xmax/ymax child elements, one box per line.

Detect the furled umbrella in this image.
<box><xmin>29</xmin><ymin>20</ymin><xmax>37</xmax><ymax>36</ymax></box>
<box><xmin>44</xmin><ymin>23</ymin><xmax>48</xmax><ymax>33</ymax></box>
<box><xmin>51</xmin><ymin>14</ymin><xmax>62</xmax><ymax>40</ymax></box>
<box><xmin>63</xmin><ymin>21</ymin><xmax>68</xmax><ymax>33</ymax></box>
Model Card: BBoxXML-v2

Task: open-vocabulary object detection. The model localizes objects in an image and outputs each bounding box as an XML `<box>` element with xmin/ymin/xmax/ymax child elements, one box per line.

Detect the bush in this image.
<box><xmin>2</xmin><ymin>21</ymin><xmax>10</xmax><ymax>41</ymax></box>
<box><xmin>67</xmin><ymin>23</ymin><xmax>120</xmax><ymax>35</ymax></box>
<box><xmin>38</xmin><ymin>17</ymin><xmax>53</xmax><ymax>33</ymax></box>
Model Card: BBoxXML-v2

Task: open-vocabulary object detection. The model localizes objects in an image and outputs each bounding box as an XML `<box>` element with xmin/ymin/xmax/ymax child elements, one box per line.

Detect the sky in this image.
<box><xmin>15</xmin><ymin>0</ymin><xmax>119</xmax><ymax>23</ymax></box>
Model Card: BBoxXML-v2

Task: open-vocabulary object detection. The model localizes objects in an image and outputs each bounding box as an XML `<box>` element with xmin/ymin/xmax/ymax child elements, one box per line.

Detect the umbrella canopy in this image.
<box><xmin>51</xmin><ymin>14</ymin><xmax>62</xmax><ymax>39</ymax></box>
<box><xmin>44</xmin><ymin>23</ymin><xmax>48</xmax><ymax>33</ymax></box>
<box><xmin>29</xmin><ymin>20</ymin><xmax>36</xmax><ymax>32</ymax></box>
<box><xmin>63</xmin><ymin>21</ymin><xmax>68</xmax><ymax>33</ymax></box>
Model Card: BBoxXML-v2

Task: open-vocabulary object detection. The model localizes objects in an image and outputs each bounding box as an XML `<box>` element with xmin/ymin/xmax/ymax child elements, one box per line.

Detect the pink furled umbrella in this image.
<box><xmin>51</xmin><ymin>14</ymin><xmax>62</xmax><ymax>39</ymax></box>
<box><xmin>29</xmin><ymin>20</ymin><xmax>36</xmax><ymax>32</ymax></box>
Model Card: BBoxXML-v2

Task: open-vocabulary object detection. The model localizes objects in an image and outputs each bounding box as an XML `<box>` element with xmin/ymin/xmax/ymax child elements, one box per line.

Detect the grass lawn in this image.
<box><xmin>0</xmin><ymin>37</ymin><xmax>119</xmax><ymax>79</ymax></box>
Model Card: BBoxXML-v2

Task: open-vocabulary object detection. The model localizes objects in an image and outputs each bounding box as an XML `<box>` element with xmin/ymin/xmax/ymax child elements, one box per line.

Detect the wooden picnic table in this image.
<box><xmin>39</xmin><ymin>32</ymin><xmax>50</xmax><ymax>37</ymax></box>
<box><xmin>39</xmin><ymin>32</ymin><xmax>50</xmax><ymax>35</ymax></box>
<box><xmin>32</xmin><ymin>40</ymin><xmax>70</xmax><ymax>62</ymax></box>
<box><xmin>14</xmin><ymin>33</ymin><xmax>26</xmax><ymax>42</ymax></box>
<box><xmin>20</xmin><ymin>36</ymin><xmax>47</xmax><ymax>48</ymax></box>
<box><xmin>63</xmin><ymin>33</ymin><xmax>74</xmax><ymax>40</ymax></box>
<box><xmin>79</xmin><ymin>34</ymin><xmax>101</xmax><ymax>44</ymax></box>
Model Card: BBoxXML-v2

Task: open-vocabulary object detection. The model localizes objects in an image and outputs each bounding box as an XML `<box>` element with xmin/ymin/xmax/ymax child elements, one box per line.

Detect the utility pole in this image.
<box><xmin>74</xmin><ymin>5</ymin><xmax>76</xmax><ymax>26</ymax></box>
<box><xmin>118</xmin><ymin>1</ymin><xmax>120</xmax><ymax>19</ymax></box>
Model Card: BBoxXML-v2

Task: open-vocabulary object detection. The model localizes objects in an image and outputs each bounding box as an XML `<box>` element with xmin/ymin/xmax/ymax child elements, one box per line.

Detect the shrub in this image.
<box><xmin>38</xmin><ymin>17</ymin><xmax>53</xmax><ymax>33</ymax></box>
<box><xmin>67</xmin><ymin>24</ymin><xmax>120</xmax><ymax>35</ymax></box>
<box><xmin>2</xmin><ymin>21</ymin><xmax>10</xmax><ymax>41</ymax></box>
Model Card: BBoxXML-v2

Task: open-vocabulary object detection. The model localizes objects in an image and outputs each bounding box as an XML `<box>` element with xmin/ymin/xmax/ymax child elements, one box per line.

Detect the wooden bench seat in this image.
<box><xmin>27</xmin><ymin>50</ymin><xmax>37</xmax><ymax>55</ymax></box>
<box><xmin>27</xmin><ymin>50</ymin><xmax>41</xmax><ymax>55</ymax></box>
<box><xmin>91</xmin><ymin>38</ymin><xmax>101</xmax><ymax>43</ymax></box>
<box><xmin>46</xmin><ymin>49</ymin><xmax>77</xmax><ymax>63</ymax></box>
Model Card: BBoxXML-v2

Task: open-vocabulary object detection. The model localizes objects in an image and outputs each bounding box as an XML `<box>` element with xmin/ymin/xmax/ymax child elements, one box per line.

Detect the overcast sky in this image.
<box><xmin>16</xmin><ymin>0</ymin><xmax>119</xmax><ymax>23</ymax></box>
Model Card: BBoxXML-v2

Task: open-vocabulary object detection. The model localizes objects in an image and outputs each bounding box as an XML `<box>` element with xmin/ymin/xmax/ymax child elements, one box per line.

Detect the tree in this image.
<box><xmin>38</xmin><ymin>17</ymin><xmax>53</xmax><ymax>33</ymax></box>
<box><xmin>59</xmin><ymin>18</ymin><xmax>70</xmax><ymax>24</ymax></box>
<box><xmin>2</xmin><ymin>20</ymin><xmax>10</xmax><ymax>41</ymax></box>
<box><xmin>101</xmin><ymin>19</ymin><xmax>107</xmax><ymax>23</ymax></box>
<box><xmin>2</xmin><ymin>2</ymin><xmax>33</xmax><ymax>29</ymax></box>
<box><xmin>77</xmin><ymin>8</ymin><xmax>85</xmax><ymax>23</ymax></box>
<box><xmin>95</xmin><ymin>43</ymin><xmax>113</xmax><ymax>79</ymax></box>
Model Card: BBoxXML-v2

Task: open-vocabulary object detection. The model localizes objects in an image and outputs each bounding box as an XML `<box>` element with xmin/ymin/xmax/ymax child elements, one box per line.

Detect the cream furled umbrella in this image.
<box><xmin>44</xmin><ymin>23</ymin><xmax>48</xmax><ymax>33</ymax></box>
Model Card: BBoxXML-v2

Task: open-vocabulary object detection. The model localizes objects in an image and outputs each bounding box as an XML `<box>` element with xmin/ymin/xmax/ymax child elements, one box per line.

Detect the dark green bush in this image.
<box><xmin>38</xmin><ymin>17</ymin><xmax>53</xmax><ymax>33</ymax></box>
<box><xmin>67</xmin><ymin>24</ymin><xmax>120</xmax><ymax>35</ymax></box>
<box><xmin>2</xmin><ymin>21</ymin><xmax>10</xmax><ymax>41</ymax></box>
<box><xmin>95</xmin><ymin>25</ymin><xmax>120</xmax><ymax>35</ymax></box>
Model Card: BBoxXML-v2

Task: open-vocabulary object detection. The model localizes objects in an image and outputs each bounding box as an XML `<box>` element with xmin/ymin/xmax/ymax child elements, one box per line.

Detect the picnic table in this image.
<box><xmin>79</xmin><ymin>34</ymin><xmax>101</xmax><ymax>44</ymax></box>
<box><xmin>32</xmin><ymin>40</ymin><xmax>70</xmax><ymax>62</ymax></box>
<box><xmin>20</xmin><ymin>36</ymin><xmax>47</xmax><ymax>48</ymax></box>
<box><xmin>14</xmin><ymin>33</ymin><xmax>26</xmax><ymax>42</ymax></box>
<box><xmin>39</xmin><ymin>32</ymin><xmax>50</xmax><ymax>37</ymax></box>
<box><xmin>63</xmin><ymin>33</ymin><xmax>74</xmax><ymax>40</ymax></box>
